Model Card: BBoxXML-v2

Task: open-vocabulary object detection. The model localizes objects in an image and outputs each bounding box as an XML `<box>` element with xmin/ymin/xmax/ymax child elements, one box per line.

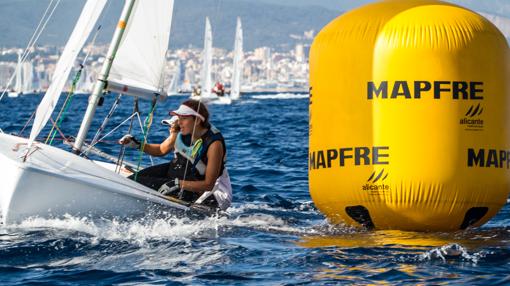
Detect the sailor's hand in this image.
<box><xmin>158</xmin><ymin>178</ymin><xmax>180</xmax><ymax>196</ymax></box>
<box><xmin>170</xmin><ymin>121</ymin><xmax>180</xmax><ymax>134</ymax></box>
<box><xmin>119</xmin><ymin>134</ymin><xmax>141</xmax><ymax>149</ymax></box>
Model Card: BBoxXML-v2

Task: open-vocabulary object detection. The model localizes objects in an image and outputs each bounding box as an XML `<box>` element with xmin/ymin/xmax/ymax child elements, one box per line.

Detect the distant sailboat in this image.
<box><xmin>193</xmin><ymin>17</ymin><xmax>215</xmax><ymax>100</ymax></box>
<box><xmin>230</xmin><ymin>17</ymin><xmax>243</xmax><ymax>100</ymax></box>
<box><xmin>216</xmin><ymin>17</ymin><xmax>243</xmax><ymax>105</ymax></box>
<box><xmin>167</xmin><ymin>60</ymin><xmax>182</xmax><ymax>96</ymax></box>
<box><xmin>8</xmin><ymin>53</ymin><xmax>23</xmax><ymax>97</ymax></box>
<box><xmin>22</xmin><ymin>61</ymin><xmax>35</xmax><ymax>94</ymax></box>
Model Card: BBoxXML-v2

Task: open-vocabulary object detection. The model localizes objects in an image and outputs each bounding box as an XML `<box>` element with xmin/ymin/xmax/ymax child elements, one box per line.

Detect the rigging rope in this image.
<box><xmin>177</xmin><ymin>0</ymin><xmax>223</xmax><ymax>199</ymax></box>
<box><xmin>45</xmin><ymin>65</ymin><xmax>84</xmax><ymax>145</ymax></box>
<box><xmin>45</xmin><ymin>25</ymin><xmax>102</xmax><ymax>145</ymax></box>
<box><xmin>116</xmin><ymin>97</ymin><xmax>138</xmax><ymax>173</ymax></box>
<box><xmin>178</xmin><ymin>100</ymin><xmax>204</xmax><ymax>199</ymax></box>
<box><xmin>0</xmin><ymin>0</ymin><xmax>62</xmax><ymax>102</ymax></box>
<box><xmin>88</xmin><ymin>93</ymin><xmax>123</xmax><ymax>148</ymax></box>
<box><xmin>17</xmin><ymin>110</ymin><xmax>37</xmax><ymax>137</ymax></box>
<box><xmin>133</xmin><ymin>97</ymin><xmax>158</xmax><ymax>181</ymax></box>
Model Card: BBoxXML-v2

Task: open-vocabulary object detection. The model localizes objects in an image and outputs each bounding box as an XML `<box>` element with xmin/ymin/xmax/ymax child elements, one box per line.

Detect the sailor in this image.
<box><xmin>118</xmin><ymin>99</ymin><xmax>232</xmax><ymax>210</ymax></box>
<box><xmin>213</xmin><ymin>82</ymin><xmax>225</xmax><ymax>97</ymax></box>
<box><xmin>192</xmin><ymin>85</ymin><xmax>202</xmax><ymax>97</ymax></box>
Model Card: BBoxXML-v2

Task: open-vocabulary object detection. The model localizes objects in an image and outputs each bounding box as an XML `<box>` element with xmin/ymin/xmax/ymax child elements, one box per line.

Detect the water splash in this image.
<box><xmin>419</xmin><ymin>243</ymin><xmax>488</xmax><ymax>265</ymax></box>
<box><xmin>252</xmin><ymin>93</ymin><xmax>309</xmax><ymax>100</ymax></box>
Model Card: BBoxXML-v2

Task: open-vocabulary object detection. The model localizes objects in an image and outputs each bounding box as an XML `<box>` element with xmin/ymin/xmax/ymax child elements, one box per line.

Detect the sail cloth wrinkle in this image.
<box><xmin>28</xmin><ymin>0</ymin><xmax>107</xmax><ymax>147</ymax></box>
<box><xmin>108</xmin><ymin>0</ymin><xmax>174</xmax><ymax>96</ymax></box>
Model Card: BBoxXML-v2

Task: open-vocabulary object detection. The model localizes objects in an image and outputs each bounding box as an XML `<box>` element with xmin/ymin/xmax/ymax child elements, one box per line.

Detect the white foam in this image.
<box><xmin>419</xmin><ymin>243</ymin><xmax>487</xmax><ymax>265</ymax></box>
<box><xmin>251</xmin><ymin>93</ymin><xmax>309</xmax><ymax>100</ymax></box>
<box><xmin>0</xmin><ymin>206</ymin><xmax>319</xmax><ymax>243</ymax></box>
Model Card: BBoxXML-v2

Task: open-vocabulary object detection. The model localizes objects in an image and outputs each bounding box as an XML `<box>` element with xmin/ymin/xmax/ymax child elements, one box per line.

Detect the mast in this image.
<box><xmin>74</xmin><ymin>0</ymin><xmax>136</xmax><ymax>153</ymax></box>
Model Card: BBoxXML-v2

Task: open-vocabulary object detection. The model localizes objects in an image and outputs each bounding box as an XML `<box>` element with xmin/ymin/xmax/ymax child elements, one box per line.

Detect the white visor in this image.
<box><xmin>161</xmin><ymin>115</ymin><xmax>178</xmax><ymax>126</ymax></box>
<box><xmin>170</xmin><ymin>105</ymin><xmax>205</xmax><ymax>121</ymax></box>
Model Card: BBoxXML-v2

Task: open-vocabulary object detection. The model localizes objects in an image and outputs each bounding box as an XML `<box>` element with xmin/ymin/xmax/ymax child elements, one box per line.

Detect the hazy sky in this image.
<box><xmin>258</xmin><ymin>0</ymin><xmax>510</xmax><ymax>16</ymax></box>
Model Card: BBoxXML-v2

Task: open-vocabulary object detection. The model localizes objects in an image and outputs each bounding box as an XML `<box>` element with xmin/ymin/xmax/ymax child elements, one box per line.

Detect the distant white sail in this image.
<box><xmin>230</xmin><ymin>17</ymin><xmax>243</xmax><ymax>100</ymax></box>
<box><xmin>22</xmin><ymin>61</ymin><xmax>34</xmax><ymax>93</ymax></box>
<box><xmin>200</xmin><ymin>17</ymin><xmax>214</xmax><ymax>98</ymax></box>
<box><xmin>28</xmin><ymin>0</ymin><xmax>107</xmax><ymax>147</ymax></box>
<box><xmin>13</xmin><ymin>53</ymin><xmax>22</xmax><ymax>93</ymax></box>
<box><xmin>75</xmin><ymin>67</ymin><xmax>94</xmax><ymax>94</ymax></box>
<box><xmin>108</xmin><ymin>0</ymin><xmax>174</xmax><ymax>98</ymax></box>
<box><xmin>166</xmin><ymin>67</ymin><xmax>179</xmax><ymax>95</ymax></box>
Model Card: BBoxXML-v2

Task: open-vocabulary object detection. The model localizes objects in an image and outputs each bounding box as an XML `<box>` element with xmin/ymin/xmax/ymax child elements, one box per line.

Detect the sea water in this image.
<box><xmin>0</xmin><ymin>93</ymin><xmax>509</xmax><ymax>285</ymax></box>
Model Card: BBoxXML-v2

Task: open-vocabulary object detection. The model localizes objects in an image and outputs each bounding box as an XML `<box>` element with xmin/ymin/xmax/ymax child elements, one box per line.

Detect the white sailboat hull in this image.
<box><xmin>7</xmin><ymin>92</ymin><xmax>21</xmax><ymax>98</ymax></box>
<box><xmin>0</xmin><ymin>133</ymin><xmax>189</xmax><ymax>224</ymax></box>
<box><xmin>217</xmin><ymin>96</ymin><xmax>232</xmax><ymax>104</ymax></box>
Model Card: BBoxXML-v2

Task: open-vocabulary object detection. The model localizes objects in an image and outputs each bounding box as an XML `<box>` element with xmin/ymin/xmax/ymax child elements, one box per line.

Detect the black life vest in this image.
<box><xmin>168</xmin><ymin>126</ymin><xmax>226</xmax><ymax>181</ymax></box>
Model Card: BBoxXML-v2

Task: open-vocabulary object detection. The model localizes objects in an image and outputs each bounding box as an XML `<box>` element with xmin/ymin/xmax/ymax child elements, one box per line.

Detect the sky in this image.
<box><xmin>258</xmin><ymin>0</ymin><xmax>510</xmax><ymax>16</ymax></box>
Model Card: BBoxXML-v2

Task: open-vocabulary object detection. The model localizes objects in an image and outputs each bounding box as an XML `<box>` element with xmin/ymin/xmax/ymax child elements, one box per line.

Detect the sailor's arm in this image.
<box><xmin>142</xmin><ymin>132</ymin><xmax>177</xmax><ymax>156</ymax></box>
<box><xmin>180</xmin><ymin>141</ymin><xmax>223</xmax><ymax>193</ymax></box>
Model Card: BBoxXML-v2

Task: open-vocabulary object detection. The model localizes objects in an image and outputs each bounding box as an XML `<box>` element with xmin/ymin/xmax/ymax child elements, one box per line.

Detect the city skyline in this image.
<box><xmin>3</xmin><ymin>0</ymin><xmax>508</xmax><ymax>50</ymax></box>
<box><xmin>1</xmin><ymin>0</ymin><xmax>509</xmax><ymax>94</ymax></box>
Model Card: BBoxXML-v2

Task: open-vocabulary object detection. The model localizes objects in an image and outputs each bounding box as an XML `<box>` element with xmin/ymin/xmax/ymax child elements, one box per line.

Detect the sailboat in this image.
<box><xmin>229</xmin><ymin>17</ymin><xmax>243</xmax><ymax>101</ymax></box>
<box><xmin>166</xmin><ymin>60</ymin><xmax>182</xmax><ymax>96</ymax></box>
<box><xmin>0</xmin><ymin>0</ymin><xmax>211</xmax><ymax>224</ymax></box>
<box><xmin>216</xmin><ymin>17</ymin><xmax>243</xmax><ymax>105</ymax></box>
<box><xmin>8</xmin><ymin>53</ymin><xmax>23</xmax><ymax>97</ymax></box>
<box><xmin>192</xmin><ymin>17</ymin><xmax>216</xmax><ymax>101</ymax></box>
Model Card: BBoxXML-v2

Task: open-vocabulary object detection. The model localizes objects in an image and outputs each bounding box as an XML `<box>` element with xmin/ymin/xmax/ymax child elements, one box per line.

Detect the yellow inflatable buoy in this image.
<box><xmin>309</xmin><ymin>0</ymin><xmax>510</xmax><ymax>231</ymax></box>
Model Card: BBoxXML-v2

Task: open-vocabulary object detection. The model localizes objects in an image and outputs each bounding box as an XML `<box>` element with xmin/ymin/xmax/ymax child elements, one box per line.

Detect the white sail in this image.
<box><xmin>75</xmin><ymin>67</ymin><xmax>94</xmax><ymax>94</ymax></box>
<box><xmin>22</xmin><ymin>61</ymin><xmax>34</xmax><ymax>93</ymax></box>
<box><xmin>28</xmin><ymin>0</ymin><xmax>107</xmax><ymax>147</ymax></box>
<box><xmin>167</xmin><ymin>75</ymin><xmax>178</xmax><ymax>96</ymax></box>
<box><xmin>108</xmin><ymin>0</ymin><xmax>174</xmax><ymax>98</ymax></box>
<box><xmin>12</xmin><ymin>53</ymin><xmax>23</xmax><ymax>95</ymax></box>
<box><xmin>230</xmin><ymin>17</ymin><xmax>243</xmax><ymax>100</ymax></box>
<box><xmin>167</xmin><ymin>60</ymin><xmax>181</xmax><ymax>95</ymax></box>
<box><xmin>0</xmin><ymin>0</ymin><xmax>226</xmax><ymax>225</ymax></box>
<box><xmin>200</xmin><ymin>17</ymin><xmax>214</xmax><ymax>98</ymax></box>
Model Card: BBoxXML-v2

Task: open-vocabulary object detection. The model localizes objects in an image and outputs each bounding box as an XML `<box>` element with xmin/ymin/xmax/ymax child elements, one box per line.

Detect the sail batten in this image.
<box><xmin>28</xmin><ymin>0</ymin><xmax>107</xmax><ymax>147</ymax></box>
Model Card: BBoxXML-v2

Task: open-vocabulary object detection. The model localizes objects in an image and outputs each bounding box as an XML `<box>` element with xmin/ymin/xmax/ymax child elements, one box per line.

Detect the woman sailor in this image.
<box><xmin>118</xmin><ymin>99</ymin><xmax>232</xmax><ymax>210</ymax></box>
